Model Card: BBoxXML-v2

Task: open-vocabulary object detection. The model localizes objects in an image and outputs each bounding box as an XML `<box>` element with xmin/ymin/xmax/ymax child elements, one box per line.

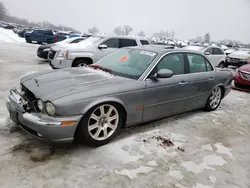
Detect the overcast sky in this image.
<box><xmin>2</xmin><ymin>0</ymin><xmax>250</xmax><ymax>42</ymax></box>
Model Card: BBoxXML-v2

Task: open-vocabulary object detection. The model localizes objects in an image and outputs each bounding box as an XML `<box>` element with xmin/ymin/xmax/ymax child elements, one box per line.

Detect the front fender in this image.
<box><xmin>68</xmin><ymin>51</ymin><xmax>95</xmax><ymax>60</ymax></box>
<box><xmin>79</xmin><ymin>97</ymin><xmax>127</xmax><ymax>115</ymax></box>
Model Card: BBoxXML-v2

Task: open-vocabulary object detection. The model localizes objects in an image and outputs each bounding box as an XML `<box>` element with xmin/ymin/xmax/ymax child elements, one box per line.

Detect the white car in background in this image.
<box><xmin>183</xmin><ymin>45</ymin><xmax>226</xmax><ymax>68</ymax></box>
<box><xmin>226</xmin><ymin>48</ymin><xmax>250</xmax><ymax>67</ymax></box>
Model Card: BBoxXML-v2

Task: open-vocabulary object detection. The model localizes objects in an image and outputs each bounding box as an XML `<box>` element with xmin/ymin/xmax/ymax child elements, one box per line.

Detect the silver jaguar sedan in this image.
<box><xmin>6</xmin><ymin>46</ymin><xmax>233</xmax><ymax>146</ymax></box>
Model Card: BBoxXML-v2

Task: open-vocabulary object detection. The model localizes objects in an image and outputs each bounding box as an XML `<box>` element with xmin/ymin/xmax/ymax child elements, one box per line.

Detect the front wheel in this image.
<box><xmin>204</xmin><ymin>86</ymin><xmax>222</xmax><ymax>111</ymax></box>
<box><xmin>72</xmin><ymin>59</ymin><xmax>90</xmax><ymax>67</ymax></box>
<box><xmin>76</xmin><ymin>103</ymin><xmax>125</xmax><ymax>146</ymax></box>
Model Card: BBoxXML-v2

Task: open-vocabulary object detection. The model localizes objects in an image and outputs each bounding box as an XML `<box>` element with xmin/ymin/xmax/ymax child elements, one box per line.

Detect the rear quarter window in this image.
<box><xmin>140</xmin><ymin>40</ymin><xmax>149</xmax><ymax>45</ymax></box>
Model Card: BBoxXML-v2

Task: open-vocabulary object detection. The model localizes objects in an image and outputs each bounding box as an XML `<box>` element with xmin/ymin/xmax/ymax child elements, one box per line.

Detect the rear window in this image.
<box><xmin>213</xmin><ymin>48</ymin><xmax>224</xmax><ymax>55</ymax></box>
<box><xmin>140</xmin><ymin>40</ymin><xmax>149</xmax><ymax>45</ymax></box>
<box><xmin>119</xmin><ymin>39</ymin><xmax>137</xmax><ymax>48</ymax></box>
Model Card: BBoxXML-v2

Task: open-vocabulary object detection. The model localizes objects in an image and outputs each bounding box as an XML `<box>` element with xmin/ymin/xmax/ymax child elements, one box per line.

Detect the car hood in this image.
<box><xmin>51</xmin><ymin>42</ymin><xmax>94</xmax><ymax>52</ymax></box>
<box><xmin>38</xmin><ymin>44</ymin><xmax>53</xmax><ymax>50</ymax></box>
<box><xmin>239</xmin><ymin>64</ymin><xmax>250</xmax><ymax>73</ymax></box>
<box><xmin>228</xmin><ymin>51</ymin><xmax>250</xmax><ymax>59</ymax></box>
<box><xmin>21</xmin><ymin>68</ymin><xmax>130</xmax><ymax>101</ymax></box>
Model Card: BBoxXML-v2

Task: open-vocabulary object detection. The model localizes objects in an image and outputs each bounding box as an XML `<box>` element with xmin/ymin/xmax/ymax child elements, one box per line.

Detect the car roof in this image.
<box><xmin>125</xmin><ymin>46</ymin><xmax>207</xmax><ymax>56</ymax></box>
<box><xmin>104</xmin><ymin>35</ymin><xmax>149</xmax><ymax>40</ymax></box>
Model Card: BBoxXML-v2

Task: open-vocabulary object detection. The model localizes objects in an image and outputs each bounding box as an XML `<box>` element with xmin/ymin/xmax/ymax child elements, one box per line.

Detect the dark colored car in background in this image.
<box><xmin>18</xmin><ymin>28</ymin><xmax>33</xmax><ymax>38</ymax></box>
<box><xmin>233</xmin><ymin>64</ymin><xmax>250</xmax><ymax>91</ymax></box>
<box><xmin>37</xmin><ymin>37</ymin><xmax>86</xmax><ymax>59</ymax></box>
<box><xmin>24</xmin><ymin>29</ymin><xmax>60</xmax><ymax>44</ymax></box>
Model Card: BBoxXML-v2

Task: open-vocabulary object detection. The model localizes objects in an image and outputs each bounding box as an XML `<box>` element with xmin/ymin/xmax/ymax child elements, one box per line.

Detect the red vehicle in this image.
<box><xmin>233</xmin><ymin>64</ymin><xmax>250</xmax><ymax>92</ymax></box>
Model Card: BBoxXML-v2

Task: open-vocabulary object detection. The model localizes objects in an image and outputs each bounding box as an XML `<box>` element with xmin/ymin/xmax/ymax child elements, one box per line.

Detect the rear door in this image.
<box><xmin>185</xmin><ymin>53</ymin><xmax>215</xmax><ymax>110</ymax></box>
<box><xmin>212</xmin><ymin>47</ymin><xmax>226</xmax><ymax>66</ymax></box>
<box><xmin>143</xmin><ymin>52</ymin><xmax>189</xmax><ymax>121</ymax></box>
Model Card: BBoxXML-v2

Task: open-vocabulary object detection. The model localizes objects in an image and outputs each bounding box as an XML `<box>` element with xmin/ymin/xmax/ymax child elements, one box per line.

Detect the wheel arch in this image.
<box><xmin>210</xmin><ymin>84</ymin><xmax>225</xmax><ymax>98</ymax></box>
<box><xmin>72</xmin><ymin>57</ymin><xmax>93</xmax><ymax>67</ymax></box>
<box><xmin>78</xmin><ymin>97</ymin><xmax>127</xmax><ymax>126</ymax></box>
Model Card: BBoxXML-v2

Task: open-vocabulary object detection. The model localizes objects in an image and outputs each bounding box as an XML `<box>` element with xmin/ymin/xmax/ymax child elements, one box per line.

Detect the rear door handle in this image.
<box><xmin>179</xmin><ymin>81</ymin><xmax>188</xmax><ymax>85</ymax></box>
<box><xmin>209</xmin><ymin>77</ymin><xmax>215</xmax><ymax>81</ymax></box>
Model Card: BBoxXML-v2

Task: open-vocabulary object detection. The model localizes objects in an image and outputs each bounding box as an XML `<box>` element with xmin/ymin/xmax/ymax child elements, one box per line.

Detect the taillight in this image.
<box><xmin>54</xmin><ymin>35</ymin><xmax>58</xmax><ymax>41</ymax></box>
<box><xmin>247</xmin><ymin>60</ymin><xmax>250</xmax><ymax>64</ymax></box>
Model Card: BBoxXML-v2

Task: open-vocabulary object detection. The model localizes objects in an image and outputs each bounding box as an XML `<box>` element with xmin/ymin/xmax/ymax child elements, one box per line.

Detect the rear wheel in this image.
<box><xmin>204</xmin><ymin>86</ymin><xmax>222</xmax><ymax>111</ymax></box>
<box><xmin>76</xmin><ymin>103</ymin><xmax>125</xmax><ymax>146</ymax></box>
<box><xmin>218</xmin><ymin>62</ymin><xmax>225</xmax><ymax>68</ymax></box>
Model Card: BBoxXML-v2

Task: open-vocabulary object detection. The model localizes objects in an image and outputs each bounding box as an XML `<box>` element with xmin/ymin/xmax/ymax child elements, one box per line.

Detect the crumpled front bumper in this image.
<box><xmin>6</xmin><ymin>89</ymin><xmax>82</xmax><ymax>144</ymax></box>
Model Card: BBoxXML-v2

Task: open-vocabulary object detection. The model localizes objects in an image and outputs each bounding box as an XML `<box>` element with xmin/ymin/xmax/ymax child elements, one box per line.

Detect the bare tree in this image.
<box><xmin>0</xmin><ymin>2</ymin><xmax>7</xmax><ymax>20</ymax></box>
<box><xmin>204</xmin><ymin>33</ymin><xmax>211</xmax><ymax>43</ymax></box>
<box><xmin>88</xmin><ymin>26</ymin><xmax>99</xmax><ymax>35</ymax></box>
<box><xmin>114</xmin><ymin>26</ymin><xmax>125</xmax><ymax>35</ymax></box>
<box><xmin>137</xmin><ymin>31</ymin><xmax>145</xmax><ymax>37</ymax></box>
<box><xmin>123</xmin><ymin>25</ymin><xmax>133</xmax><ymax>35</ymax></box>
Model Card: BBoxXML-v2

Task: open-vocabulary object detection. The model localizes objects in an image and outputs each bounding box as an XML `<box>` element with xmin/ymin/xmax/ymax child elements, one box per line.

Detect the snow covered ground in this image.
<box><xmin>0</xmin><ymin>28</ymin><xmax>26</xmax><ymax>43</ymax></box>
<box><xmin>0</xmin><ymin>42</ymin><xmax>250</xmax><ymax>188</ymax></box>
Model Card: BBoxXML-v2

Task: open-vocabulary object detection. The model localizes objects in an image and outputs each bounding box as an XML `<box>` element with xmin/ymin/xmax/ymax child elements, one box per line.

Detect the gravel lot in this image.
<box><xmin>0</xmin><ymin>42</ymin><xmax>250</xmax><ymax>188</ymax></box>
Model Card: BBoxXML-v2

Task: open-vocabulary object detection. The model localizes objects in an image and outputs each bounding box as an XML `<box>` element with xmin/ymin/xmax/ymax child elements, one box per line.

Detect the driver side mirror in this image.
<box><xmin>149</xmin><ymin>69</ymin><xmax>174</xmax><ymax>79</ymax></box>
<box><xmin>204</xmin><ymin>52</ymin><xmax>210</xmax><ymax>55</ymax></box>
<box><xmin>98</xmin><ymin>44</ymin><xmax>108</xmax><ymax>50</ymax></box>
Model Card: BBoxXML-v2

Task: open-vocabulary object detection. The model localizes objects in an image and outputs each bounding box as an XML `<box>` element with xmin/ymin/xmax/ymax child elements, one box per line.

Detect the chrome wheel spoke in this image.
<box><xmin>94</xmin><ymin>127</ymin><xmax>102</xmax><ymax>139</ymax></box>
<box><xmin>90</xmin><ymin>114</ymin><xmax>99</xmax><ymax>121</ymax></box>
<box><xmin>100</xmin><ymin>105</ymin><xmax>105</xmax><ymax>116</ymax></box>
<box><xmin>107</xmin><ymin>122</ymin><xmax>116</xmax><ymax>130</ymax></box>
<box><xmin>103</xmin><ymin>127</ymin><xmax>108</xmax><ymax>138</ymax></box>
<box><xmin>89</xmin><ymin>123</ymin><xmax>98</xmax><ymax>131</ymax></box>
<box><xmin>106</xmin><ymin>106</ymin><xmax>114</xmax><ymax>117</ymax></box>
<box><xmin>108</xmin><ymin>115</ymin><xmax>118</xmax><ymax>122</ymax></box>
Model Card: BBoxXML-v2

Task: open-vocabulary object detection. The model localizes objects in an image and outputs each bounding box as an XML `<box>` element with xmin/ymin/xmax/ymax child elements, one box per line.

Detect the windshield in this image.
<box><xmin>94</xmin><ymin>48</ymin><xmax>158</xmax><ymax>79</ymax></box>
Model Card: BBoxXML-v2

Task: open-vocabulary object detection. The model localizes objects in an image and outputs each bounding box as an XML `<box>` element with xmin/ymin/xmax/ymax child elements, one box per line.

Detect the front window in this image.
<box><xmin>94</xmin><ymin>48</ymin><xmax>158</xmax><ymax>79</ymax></box>
<box><xmin>156</xmin><ymin>53</ymin><xmax>185</xmax><ymax>75</ymax></box>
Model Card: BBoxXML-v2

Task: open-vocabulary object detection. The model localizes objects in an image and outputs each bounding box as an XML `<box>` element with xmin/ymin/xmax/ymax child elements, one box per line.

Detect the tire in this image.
<box><xmin>75</xmin><ymin>103</ymin><xmax>125</xmax><ymax>146</ymax></box>
<box><xmin>72</xmin><ymin>59</ymin><xmax>90</xmax><ymax>67</ymax></box>
<box><xmin>204</xmin><ymin>86</ymin><xmax>223</xmax><ymax>111</ymax></box>
<box><xmin>218</xmin><ymin>62</ymin><xmax>225</xmax><ymax>68</ymax></box>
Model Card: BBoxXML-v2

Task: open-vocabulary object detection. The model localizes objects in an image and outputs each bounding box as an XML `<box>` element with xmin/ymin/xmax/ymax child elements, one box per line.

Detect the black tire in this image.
<box><xmin>218</xmin><ymin>62</ymin><xmax>225</xmax><ymax>68</ymax></box>
<box><xmin>204</xmin><ymin>86</ymin><xmax>223</xmax><ymax>111</ymax></box>
<box><xmin>75</xmin><ymin>103</ymin><xmax>125</xmax><ymax>146</ymax></box>
<box><xmin>72</xmin><ymin>59</ymin><xmax>90</xmax><ymax>67</ymax></box>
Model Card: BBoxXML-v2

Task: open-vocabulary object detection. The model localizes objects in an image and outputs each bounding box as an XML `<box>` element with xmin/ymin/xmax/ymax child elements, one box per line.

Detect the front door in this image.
<box><xmin>143</xmin><ymin>53</ymin><xmax>189</xmax><ymax>121</ymax></box>
<box><xmin>184</xmin><ymin>53</ymin><xmax>216</xmax><ymax>110</ymax></box>
<box><xmin>95</xmin><ymin>38</ymin><xmax>119</xmax><ymax>62</ymax></box>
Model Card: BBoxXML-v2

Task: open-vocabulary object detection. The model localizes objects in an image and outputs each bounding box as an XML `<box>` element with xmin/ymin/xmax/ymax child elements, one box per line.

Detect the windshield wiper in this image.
<box><xmin>88</xmin><ymin>64</ymin><xmax>114</xmax><ymax>75</ymax></box>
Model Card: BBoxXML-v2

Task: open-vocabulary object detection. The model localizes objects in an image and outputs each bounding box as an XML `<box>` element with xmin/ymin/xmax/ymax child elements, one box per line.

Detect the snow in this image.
<box><xmin>215</xmin><ymin>143</ymin><xmax>234</xmax><ymax>159</ymax></box>
<box><xmin>115</xmin><ymin>166</ymin><xmax>154</xmax><ymax>179</ymax></box>
<box><xmin>0</xmin><ymin>28</ymin><xmax>25</xmax><ymax>43</ymax></box>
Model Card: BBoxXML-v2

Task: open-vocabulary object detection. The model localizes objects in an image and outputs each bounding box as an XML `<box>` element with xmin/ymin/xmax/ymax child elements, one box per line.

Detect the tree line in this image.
<box><xmin>0</xmin><ymin>2</ymin><xmax>78</xmax><ymax>32</ymax></box>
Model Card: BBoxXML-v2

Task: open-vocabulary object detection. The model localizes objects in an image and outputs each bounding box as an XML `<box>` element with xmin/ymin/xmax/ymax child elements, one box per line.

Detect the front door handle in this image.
<box><xmin>209</xmin><ymin>77</ymin><xmax>215</xmax><ymax>81</ymax></box>
<box><xmin>179</xmin><ymin>81</ymin><xmax>188</xmax><ymax>85</ymax></box>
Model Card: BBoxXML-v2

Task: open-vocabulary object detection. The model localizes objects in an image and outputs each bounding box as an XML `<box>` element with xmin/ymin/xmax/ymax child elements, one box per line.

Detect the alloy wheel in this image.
<box><xmin>209</xmin><ymin>87</ymin><xmax>222</xmax><ymax>109</ymax></box>
<box><xmin>87</xmin><ymin>104</ymin><xmax>119</xmax><ymax>141</ymax></box>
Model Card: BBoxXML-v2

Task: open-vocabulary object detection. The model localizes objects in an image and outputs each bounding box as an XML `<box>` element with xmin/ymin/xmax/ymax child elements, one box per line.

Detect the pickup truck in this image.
<box><xmin>24</xmin><ymin>29</ymin><xmax>60</xmax><ymax>44</ymax></box>
<box><xmin>49</xmin><ymin>35</ymin><xmax>151</xmax><ymax>69</ymax></box>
